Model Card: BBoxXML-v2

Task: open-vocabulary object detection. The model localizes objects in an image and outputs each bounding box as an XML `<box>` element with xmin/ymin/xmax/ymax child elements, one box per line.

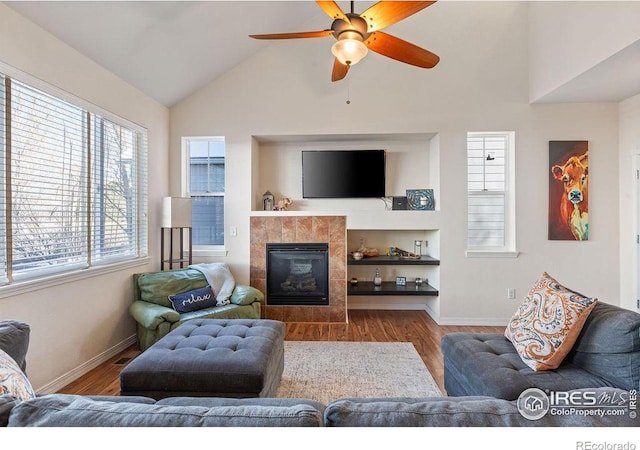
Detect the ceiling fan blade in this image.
<box><xmin>331</xmin><ymin>58</ymin><xmax>350</xmax><ymax>82</ymax></box>
<box><xmin>316</xmin><ymin>1</ymin><xmax>349</xmax><ymax>22</ymax></box>
<box><xmin>365</xmin><ymin>31</ymin><xmax>439</xmax><ymax>68</ymax></box>
<box><xmin>250</xmin><ymin>30</ymin><xmax>333</xmax><ymax>40</ymax></box>
<box><xmin>360</xmin><ymin>1</ymin><xmax>436</xmax><ymax>32</ymax></box>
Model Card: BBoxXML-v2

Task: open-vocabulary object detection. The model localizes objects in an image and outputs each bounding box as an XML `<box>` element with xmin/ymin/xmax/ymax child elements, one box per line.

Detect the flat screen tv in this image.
<box><xmin>302</xmin><ymin>150</ymin><xmax>386</xmax><ymax>198</ymax></box>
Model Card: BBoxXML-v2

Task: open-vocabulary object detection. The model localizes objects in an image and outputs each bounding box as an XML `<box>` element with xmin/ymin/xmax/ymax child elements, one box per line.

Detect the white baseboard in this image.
<box><xmin>347</xmin><ymin>302</ymin><xmax>508</xmax><ymax>327</ymax></box>
<box><xmin>348</xmin><ymin>303</ymin><xmax>428</xmax><ymax>311</ymax></box>
<box><xmin>434</xmin><ymin>317</ymin><xmax>508</xmax><ymax>327</ymax></box>
<box><xmin>36</xmin><ymin>335</ymin><xmax>137</xmax><ymax>395</ymax></box>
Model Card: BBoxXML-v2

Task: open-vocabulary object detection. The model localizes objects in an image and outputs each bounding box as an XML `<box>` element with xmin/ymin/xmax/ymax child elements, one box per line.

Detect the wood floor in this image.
<box><xmin>58</xmin><ymin>310</ymin><xmax>503</xmax><ymax>396</ymax></box>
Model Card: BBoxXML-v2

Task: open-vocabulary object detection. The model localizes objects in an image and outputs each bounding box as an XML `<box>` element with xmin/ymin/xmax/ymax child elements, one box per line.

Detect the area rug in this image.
<box><xmin>276</xmin><ymin>341</ymin><xmax>442</xmax><ymax>404</ymax></box>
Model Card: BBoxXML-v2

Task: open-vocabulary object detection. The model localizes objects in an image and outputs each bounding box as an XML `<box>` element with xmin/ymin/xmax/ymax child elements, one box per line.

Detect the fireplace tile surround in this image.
<box><xmin>250</xmin><ymin>215</ymin><xmax>347</xmax><ymax>322</ymax></box>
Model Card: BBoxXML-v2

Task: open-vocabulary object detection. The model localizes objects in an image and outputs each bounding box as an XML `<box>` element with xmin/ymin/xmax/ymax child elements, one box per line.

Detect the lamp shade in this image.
<box><xmin>161</xmin><ymin>197</ymin><xmax>192</xmax><ymax>228</ymax></box>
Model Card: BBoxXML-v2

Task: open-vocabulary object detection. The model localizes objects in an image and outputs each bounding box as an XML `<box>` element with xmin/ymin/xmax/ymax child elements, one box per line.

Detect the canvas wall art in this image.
<box><xmin>548</xmin><ymin>141</ymin><xmax>589</xmax><ymax>241</ymax></box>
<box><xmin>406</xmin><ymin>189</ymin><xmax>435</xmax><ymax>211</ymax></box>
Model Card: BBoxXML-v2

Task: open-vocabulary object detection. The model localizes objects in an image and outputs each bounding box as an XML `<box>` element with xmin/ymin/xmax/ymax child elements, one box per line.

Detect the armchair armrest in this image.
<box><xmin>129</xmin><ymin>301</ymin><xmax>180</xmax><ymax>330</ymax></box>
<box><xmin>230</xmin><ymin>285</ymin><xmax>264</xmax><ymax>306</ymax></box>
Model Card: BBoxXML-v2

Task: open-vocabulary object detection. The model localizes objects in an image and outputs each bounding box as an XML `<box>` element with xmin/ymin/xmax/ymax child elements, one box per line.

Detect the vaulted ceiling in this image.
<box><xmin>5</xmin><ymin>1</ymin><xmax>639</xmax><ymax>107</ymax></box>
<box><xmin>5</xmin><ymin>1</ymin><xmax>325</xmax><ymax>106</ymax></box>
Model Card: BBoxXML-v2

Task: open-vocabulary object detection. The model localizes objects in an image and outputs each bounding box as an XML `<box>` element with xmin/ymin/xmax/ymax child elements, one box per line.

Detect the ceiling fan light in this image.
<box><xmin>331</xmin><ymin>37</ymin><xmax>368</xmax><ymax>66</ymax></box>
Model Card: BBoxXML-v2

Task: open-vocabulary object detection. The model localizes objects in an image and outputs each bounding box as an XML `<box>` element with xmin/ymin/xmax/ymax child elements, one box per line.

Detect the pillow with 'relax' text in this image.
<box><xmin>168</xmin><ymin>285</ymin><xmax>216</xmax><ymax>314</ymax></box>
<box><xmin>504</xmin><ymin>272</ymin><xmax>597</xmax><ymax>371</ymax></box>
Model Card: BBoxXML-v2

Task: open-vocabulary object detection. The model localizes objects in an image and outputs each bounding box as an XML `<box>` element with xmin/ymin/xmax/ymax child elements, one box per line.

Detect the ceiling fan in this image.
<box><xmin>249</xmin><ymin>1</ymin><xmax>440</xmax><ymax>82</ymax></box>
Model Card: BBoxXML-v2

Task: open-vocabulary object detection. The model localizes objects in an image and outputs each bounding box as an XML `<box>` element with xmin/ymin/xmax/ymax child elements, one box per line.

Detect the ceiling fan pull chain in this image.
<box><xmin>346</xmin><ymin>78</ymin><xmax>351</xmax><ymax>104</ymax></box>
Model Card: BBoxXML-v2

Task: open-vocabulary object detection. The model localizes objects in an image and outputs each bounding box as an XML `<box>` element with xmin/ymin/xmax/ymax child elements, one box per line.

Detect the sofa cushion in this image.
<box><xmin>570</xmin><ymin>302</ymin><xmax>640</xmax><ymax>390</ymax></box>
<box><xmin>0</xmin><ymin>348</ymin><xmax>36</xmax><ymax>401</ymax></box>
<box><xmin>168</xmin><ymin>285</ymin><xmax>216</xmax><ymax>313</ymax></box>
<box><xmin>441</xmin><ymin>332</ymin><xmax>611</xmax><ymax>400</ymax></box>
<box><xmin>504</xmin><ymin>272</ymin><xmax>597</xmax><ymax>371</ymax></box>
<box><xmin>0</xmin><ymin>321</ymin><xmax>30</xmax><ymax>372</ymax></box>
<box><xmin>324</xmin><ymin>387</ymin><xmax>636</xmax><ymax>427</ymax></box>
<box><xmin>157</xmin><ymin>396</ymin><xmax>326</xmax><ymax>414</ymax></box>
<box><xmin>7</xmin><ymin>394</ymin><xmax>323</xmax><ymax>427</ymax></box>
<box><xmin>0</xmin><ymin>394</ymin><xmax>18</xmax><ymax>427</ymax></box>
<box><xmin>325</xmin><ymin>396</ymin><xmax>530</xmax><ymax>427</ymax></box>
<box><xmin>137</xmin><ymin>269</ymin><xmax>208</xmax><ymax>308</ymax></box>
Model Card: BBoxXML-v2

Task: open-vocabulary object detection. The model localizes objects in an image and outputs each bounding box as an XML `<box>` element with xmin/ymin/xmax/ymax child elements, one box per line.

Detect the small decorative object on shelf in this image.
<box><xmin>397</xmin><ymin>247</ymin><xmax>421</xmax><ymax>260</ymax></box>
<box><xmin>350</xmin><ymin>277</ymin><xmax>359</xmax><ymax>286</ymax></box>
<box><xmin>262</xmin><ymin>191</ymin><xmax>274</xmax><ymax>211</ymax></box>
<box><xmin>273</xmin><ymin>197</ymin><xmax>292</xmax><ymax>211</ymax></box>
<box><xmin>406</xmin><ymin>189</ymin><xmax>435</xmax><ymax>211</ymax></box>
<box><xmin>356</xmin><ymin>238</ymin><xmax>379</xmax><ymax>257</ymax></box>
<box><xmin>415</xmin><ymin>277</ymin><xmax>423</xmax><ymax>286</ymax></box>
<box><xmin>396</xmin><ymin>276</ymin><xmax>406</xmax><ymax>286</ymax></box>
<box><xmin>352</xmin><ymin>251</ymin><xmax>363</xmax><ymax>260</ymax></box>
<box><xmin>414</xmin><ymin>240</ymin><xmax>423</xmax><ymax>256</ymax></box>
<box><xmin>373</xmin><ymin>268</ymin><xmax>382</xmax><ymax>286</ymax></box>
<box><xmin>391</xmin><ymin>196</ymin><xmax>408</xmax><ymax>210</ymax></box>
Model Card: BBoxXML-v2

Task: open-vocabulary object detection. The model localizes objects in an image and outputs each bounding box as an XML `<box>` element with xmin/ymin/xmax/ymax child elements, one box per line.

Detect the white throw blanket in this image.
<box><xmin>189</xmin><ymin>263</ymin><xmax>235</xmax><ymax>306</ymax></box>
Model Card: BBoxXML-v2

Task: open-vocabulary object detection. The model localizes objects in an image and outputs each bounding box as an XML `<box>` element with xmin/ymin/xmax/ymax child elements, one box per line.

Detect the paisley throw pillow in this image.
<box><xmin>504</xmin><ymin>272</ymin><xmax>597</xmax><ymax>371</ymax></box>
<box><xmin>0</xmin><ymin>348</ymin><xmax>36</xmax><ymax>401</ymax></box>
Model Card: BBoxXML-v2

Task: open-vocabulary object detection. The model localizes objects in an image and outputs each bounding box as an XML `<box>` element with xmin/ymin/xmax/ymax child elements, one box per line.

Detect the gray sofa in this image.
<box><xmin>441</xmin><ymin>301</ymin><xmax>640</xmax><ymax>400</ymax></box>
<box><xmin>2</xmin><ymin>388</ymin><xmax>635</xmax><ymax>427</ymax></box>
<box><xmin>1</xmin><ymin>319</ymin><xmax>636</xmax><ymax>427</ymax></box>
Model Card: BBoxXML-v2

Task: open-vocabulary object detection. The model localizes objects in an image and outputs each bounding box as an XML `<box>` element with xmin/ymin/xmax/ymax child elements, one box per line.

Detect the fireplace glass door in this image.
<box><xmin>266</xmin><ymin>243</ymin><xmax>329</xmax><ymax>306</ymax></box>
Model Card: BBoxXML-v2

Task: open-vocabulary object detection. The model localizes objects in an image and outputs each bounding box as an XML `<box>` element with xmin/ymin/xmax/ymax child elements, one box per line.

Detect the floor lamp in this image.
<box><xmin>161</xmin><ymin>197</ymin><xmax>192</xmax><ymax>270</ymax></box>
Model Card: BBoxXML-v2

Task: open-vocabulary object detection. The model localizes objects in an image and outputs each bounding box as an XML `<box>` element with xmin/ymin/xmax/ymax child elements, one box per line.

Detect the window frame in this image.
<box><xmin>0</xmin><ymin>62</ymin><xmax>149</xmax><ymax>297</ymax></box>
<box><xmin>181</xmin><ymin>136</ymin><xmax>227</xmax><ymax>257</ymax></box>
<box><xmin>466</xmin><ymin>131</ymin><xmax>518</xmax><ymax>258</ymax></box>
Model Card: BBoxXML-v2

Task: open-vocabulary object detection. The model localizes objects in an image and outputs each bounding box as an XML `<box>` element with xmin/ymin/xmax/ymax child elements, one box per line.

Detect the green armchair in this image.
<box><xmin>129</xmin><ymin>268</ymin><xmax>263</xmax><ymax>351</ymax></box>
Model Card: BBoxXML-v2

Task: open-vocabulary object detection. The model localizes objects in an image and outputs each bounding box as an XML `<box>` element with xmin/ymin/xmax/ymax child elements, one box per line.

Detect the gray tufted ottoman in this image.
<box><xmin>119</xmin><ymin>319</ymin><xmax>285</xmax><ymax>400</ymax></box>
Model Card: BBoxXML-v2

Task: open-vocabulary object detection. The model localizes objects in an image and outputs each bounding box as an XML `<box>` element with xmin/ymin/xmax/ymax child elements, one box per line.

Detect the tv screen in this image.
<box><xmin>302</xmin><ymin>150</ymin><xmax>386</xmax><ymax>198</ymax></box>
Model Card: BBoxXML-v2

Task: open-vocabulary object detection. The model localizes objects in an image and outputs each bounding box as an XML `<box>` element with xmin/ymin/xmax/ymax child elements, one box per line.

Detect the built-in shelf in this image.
<box><xmin>348</xmin><ymin>281</ymin><xmax>439</xmax><ymax>296</ymax></box>
<box><xmin>348</xmin><ymin>255</ymin><xmax>440</xmax><ymax>265</ymax></box>
<box><xmin>347</xmin><ymin>254</ymin><xmax>440</xmax><ymax>297</ymax></box>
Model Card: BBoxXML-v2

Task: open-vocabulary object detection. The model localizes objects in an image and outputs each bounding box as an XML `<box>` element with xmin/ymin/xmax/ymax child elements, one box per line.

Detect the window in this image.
<box><xmin>182</xmin><ymin>137</ymin><xmax>225</xmax><ymax>254</ymax></box>
<box><xmin>0</xmin><ymin>70</ymin><xmax>147</xmax><ymax>286</ymax></box>
<box><xmin>466</xmin><ymin>131</ymin><xmax>517</xmax><ymax>257</ymax></box>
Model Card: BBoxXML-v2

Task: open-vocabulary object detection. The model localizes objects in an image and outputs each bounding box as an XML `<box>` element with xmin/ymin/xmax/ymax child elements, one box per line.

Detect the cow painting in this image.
<box><xmin>548</xmin><ymin>141</ymin><xmax>589</xmax><ymax>241</ymax></box>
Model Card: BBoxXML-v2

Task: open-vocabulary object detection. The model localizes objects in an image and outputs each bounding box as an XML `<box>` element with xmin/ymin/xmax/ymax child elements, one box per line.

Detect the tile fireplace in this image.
<box><xmin>250</xmin><ymin>215</ymin><xmax>347</xmax><ymax>322</ymax></box>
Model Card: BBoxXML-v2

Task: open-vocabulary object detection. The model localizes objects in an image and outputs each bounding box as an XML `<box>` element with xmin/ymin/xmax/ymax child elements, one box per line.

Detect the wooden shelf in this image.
<box><xmin>348</xmin><ymin>255</ymin><xmax>439</xmax><ymax>266</ymax></box>
<box><xmin>348</xmin><ymin>281</ymin><xmax>439</xmax><ymax>296</ymax></box>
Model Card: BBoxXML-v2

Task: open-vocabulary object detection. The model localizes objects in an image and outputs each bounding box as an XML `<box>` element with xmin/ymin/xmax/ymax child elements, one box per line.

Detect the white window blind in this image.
<box><xmin>10</xmin><ymin>79</ymin><xmax>88</xmax><ymax>277</ymax></box>
<box><xmin>0</xmin><ymin>70</ymin><xmax>148</xmax><ymax>285</ymax></box>
<box><xmin>467</xmin><ymin>132</ymin><xmax>512</xmax><ymax>249</ymax></box>
<box><xmin>0</xmin><ymin>76</ymin><xmax>7</xmax><ymax>284</ymax></box>
<box><xmin>91</xmin><ymin>117</ymin><xmax>147</xmax><ymax>264</ymax></box>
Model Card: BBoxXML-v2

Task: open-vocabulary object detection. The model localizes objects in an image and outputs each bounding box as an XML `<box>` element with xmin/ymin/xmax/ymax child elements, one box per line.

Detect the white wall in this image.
<box><xmin>0</xmin><ymin>4</ymin><xmax>170</xmax><ymax>391</ymax></box>
<box><xmin>171</xmin><ymin>1</ymin><xmax>621</xmax><ymax>324</ymax></box>
<box><xmin>529</xmin><ymin>1</ymin><xmax>640</xmax><ymax>102</ymax></box>
<box><xmin>619</xmin><ymin>93</ymin><xmax>640</xmax><ymax>312</ymax></box>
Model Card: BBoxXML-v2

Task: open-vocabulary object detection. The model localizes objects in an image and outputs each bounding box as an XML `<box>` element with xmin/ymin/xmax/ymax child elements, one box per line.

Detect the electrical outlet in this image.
<box><xmin>507</xmin><ymin>288</ymin><xmax>516</xmax><ymax>299</ymax></box>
